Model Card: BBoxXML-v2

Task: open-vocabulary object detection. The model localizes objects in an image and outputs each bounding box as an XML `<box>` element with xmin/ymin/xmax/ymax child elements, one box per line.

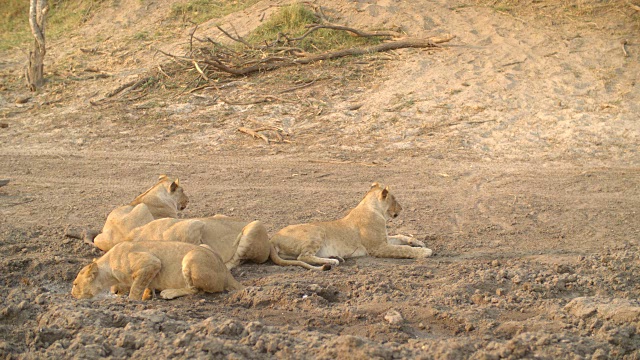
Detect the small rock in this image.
<box><xmin>471</xmin><ymin>293</ymin><xmax>484</xmax><ymax>305</ymax></box>
<box><xmin>491</xmin><ymin>260</ymin><xmax>500</xmax><ymax>267</ymax></box>
<box><xmin>384</xmin><ymin>309</ymin><xmax>404</xmax><ymax>325</ymax></box>
<box><xmin>496</xmin><ymin>288</ymin><xmax>505</xmax><ymax>296</ymax></box>
<box><xmin>418</xmin><ymin>322</ymin><xmax>426</xmax><ymax>330</ymax></box>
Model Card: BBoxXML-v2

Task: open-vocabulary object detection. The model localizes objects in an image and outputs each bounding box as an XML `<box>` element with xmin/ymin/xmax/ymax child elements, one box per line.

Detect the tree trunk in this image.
<box><xmin>26</xmin><ymin>0</ymin><xmax>48</xmax><ymax>91</ymax></box>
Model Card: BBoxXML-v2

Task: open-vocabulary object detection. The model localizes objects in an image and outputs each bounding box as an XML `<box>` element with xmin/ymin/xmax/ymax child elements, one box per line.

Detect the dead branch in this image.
<box><xmin>220</xmin><ymin>95</ymin><xmax>294</xmax><ymax>105</ymax></box>
<box><xmin>308</xmin><ymin>159</ymin><xmax>382</xmax><ymax>167</ymax></box>
<box><xmin>289</xmin><ymin>24</ymin><xmax>401</xmax><ymax>43</ymax></box>
<box><xmin>621</xmin><ymin>39</ymin><xmax>629</xmax><ymax>57</ymax></box>
<box><xmin>278</xmin><ymin>80</ymin><xmax>318</xmax><ymax>94</ymax></box>
<box><xmin>238</xmin><ymin>127</ymin><xmax>269</xmax><ymax>144</ymax></box>
<box><xmin>202</xmin><ymin>35</ymin><xmax>455</xmax><ymax>76</ymax></box>
<box><xmin>216</xmin><ymin>25</ymin><xmax>254</xmax><ymax>48</ymax></box>
<box><xmin>193</xmin><ymin>61</ymin><xmax>209</xmax><ymax>81</ymax></box>
<box><xmin>105</xmin><ymin>76</ymin><xmax>151</xmax><ymax>98</ymax></box>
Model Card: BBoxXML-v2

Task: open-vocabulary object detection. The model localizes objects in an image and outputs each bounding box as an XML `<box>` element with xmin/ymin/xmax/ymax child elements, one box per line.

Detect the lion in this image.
<box><xmin>269</xmin><ymin>182</ymin><xmax>433</xmax><ymax>268</ymax></box>
<box><xmin>125</xmin><ymin>215</ymin><xmax>330</xmax><ymax>271</ymax></box>
<box><xmin>92</xmin><ymin>175</ymin><xmax>189</xmax><ymax>252</ymax></box>
<box><xmin>71</xmin><ymin>241</ymin><xmax>243</xmax><ymax>301</ymax></box>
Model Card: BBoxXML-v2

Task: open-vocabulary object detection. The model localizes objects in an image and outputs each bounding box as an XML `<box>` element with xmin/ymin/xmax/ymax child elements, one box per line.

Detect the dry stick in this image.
<box><xmin>279</xmin><ymin>80</ymin><xmax>317</xmax><ymax>94</ymax></box>
<box><xmin>105</xmin><ymin>76</ymin><xmax>151</xmax><ymax>98</ymax></box>
<box><xmin>290</xmin><ymin>24</ymin><xmax>401</xmax><ymax>42</ymax></box>
<box><xmin>193</xmin><ymin>61</ymin><xmax>209</xmax><ymax>81</ymax></box>
<box><xmin>621</xmin><ymin>39</ymin><xmax>629</xmax><ymax>57</ymax></box>
<box><xmin>308</xmin><ymin>159</ymin><xmax>380</xmax><ymax>167</ymax></box>
<box><xmin>202</xmin><ymin>36</ymin><xmax>455</xmax><ymax>76</ymax></box>
<box><xmin>189</xmin><ymin>23</ymin><xmax>199</xmax><ymax>55</ymax></box>
<box><xmin>105</xmin><ymin>79</ymin><xmax>137</xmax><ymax>97</ymax></box>
<box><xmin>157</xmin><ymin>64</ymin><xmax>171</xmax><ymax>78</ymax></box>
<box><xmin>216</xmin><ymin>25</ymin><xmax>254</xmax><ymax>48</ymax></box>
<box><xmin>220</xmin><ymin>95</ymin><xmax>294</xmax><ymax>105</ymax></box>
<box><xmin>238</xmin><ymin>127</ymin><xmax>269</xmax><ymax>144</ymax></box>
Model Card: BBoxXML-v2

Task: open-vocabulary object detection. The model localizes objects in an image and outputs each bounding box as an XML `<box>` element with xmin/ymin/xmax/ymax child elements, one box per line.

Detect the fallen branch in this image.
<box><xmin>238</xmin><ymin>127</ymin><xmax>269</xmax><ymax>144</ymax></box>
<box><xmin>308</xmin><ymin>159</ymin><xmax>382</xmax><ymax>167</ymax></box>
<box><xmin>289</xmin><ymin>24</ymin><xmax>401</xmax><ymax>43</ymax></box>
<box><xmin>202</xmin><ymin>35</ymin><xmax>455</xmax><ymax>76</ymax></box>
<box><xmin>278</xmin><ymin>80</ymin><xmax>318</xmax><ymax>94</ymax></box>
<box><xmin>220</xmin><ymin>95</ymin><xmax>294</xmax><ymax>105</ymax></box>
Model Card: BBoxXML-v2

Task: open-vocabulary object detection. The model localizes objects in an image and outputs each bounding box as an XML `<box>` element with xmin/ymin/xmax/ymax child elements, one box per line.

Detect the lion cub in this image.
<box><xmin>72</xmin><ymin>241</ymin><xmax>243</xmax><ymax>301</ymax></box>
<box><xmin>270</xmin><ymin>182</ymin><xmax>433</xmax><ymax>268</ymax></box>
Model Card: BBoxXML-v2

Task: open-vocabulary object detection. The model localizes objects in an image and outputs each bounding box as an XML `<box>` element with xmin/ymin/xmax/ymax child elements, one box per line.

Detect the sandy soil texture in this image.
<box><xmin>1</xmin><ymin>0</ymin><xmax>639</xmax><ymax>359</ymax></box>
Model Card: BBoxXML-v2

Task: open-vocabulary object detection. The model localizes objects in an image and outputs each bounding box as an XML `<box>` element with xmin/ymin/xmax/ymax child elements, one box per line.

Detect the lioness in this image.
<box><xmin>126</xmin><ymin>215</ymin><xmax>329</xmax><ymax>271</ymax></box>
<box><xmin>93</xmin><ymin>175</ymin><xmax>189</xmax><ymax>252</ymax></box>
<box><xmin>72</xmin><ymin>241</ymin><xmax>242</xmax><ymax>300</ymax></box>
<box><xmin>270</xmin><ymin>182</ymin><xmax>433</xmax><ymax>267</ymax></box>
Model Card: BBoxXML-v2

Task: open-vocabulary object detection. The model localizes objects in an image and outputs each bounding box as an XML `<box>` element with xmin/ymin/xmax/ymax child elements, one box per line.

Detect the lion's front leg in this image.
<box><xmin>127</xmin><ymin>252</ymin><xmax>161</xmax><ymax>301</ymax></box>
<box><xmin>369</xmin><ymin>243</ymin><xmax>433</xmax><ymax>259</ymax></box>
<box><xmin>388</xmin><ymin>234</ymin><xmax>426</xmax><ymax>248</ymax></box>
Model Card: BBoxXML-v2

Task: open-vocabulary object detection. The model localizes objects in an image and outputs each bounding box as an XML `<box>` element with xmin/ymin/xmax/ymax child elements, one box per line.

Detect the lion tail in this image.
<box><xmin>269</xmin><ymin>246</ymin><xmax>331</xmax><ymax>271</ymax></box>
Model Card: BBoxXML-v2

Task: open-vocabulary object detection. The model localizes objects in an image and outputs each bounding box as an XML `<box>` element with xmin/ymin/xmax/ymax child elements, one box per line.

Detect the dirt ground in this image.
<box><xmin>1</xmin><ymin>0</ymin><xmax>639</xmax><ymax>358</ymax></box>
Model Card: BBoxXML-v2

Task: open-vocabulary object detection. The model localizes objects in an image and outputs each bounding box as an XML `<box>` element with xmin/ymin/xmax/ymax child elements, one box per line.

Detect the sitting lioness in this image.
<box><xmin>270</xmin><ymin>182</ymin><xmax>433</xmax><ymax>268</ymax></box>
<box><xmin>71</xmin><ymin>241</ymin><xmax>243</xmax><ymax>300</ymax></box>
<box><xmin>126</xmin><ymin>215</ymin><xmax>329</xmax><ymax>271</ymax></box>
<box><xmin>93</xmin><ymin>175</ymin><xmax>189</xmax><ymax>252</ymax></box>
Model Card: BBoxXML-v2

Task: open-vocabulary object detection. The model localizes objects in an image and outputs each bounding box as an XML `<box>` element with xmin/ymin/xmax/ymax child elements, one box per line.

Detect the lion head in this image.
<box><xmin>71</xmin><ymin>262</ymin><xmax>101</xmax><ymax>299</ymax></box>
<box><xmin>370</xmin><ymin>182</ymin><xmax>403</xmax><ymax>219</ymax></box>
<box><xmin>130</xmin><ymin>175</ymin><xmax>189</xmax><ymax>216</ymax></box>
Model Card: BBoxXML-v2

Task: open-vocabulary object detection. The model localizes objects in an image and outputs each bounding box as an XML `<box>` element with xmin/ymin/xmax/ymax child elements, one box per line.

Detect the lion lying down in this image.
<box><xmin>71</xmin><ymin>241</ymin><xmax>242</xmax><ymax>301</ymax></box>
<box><xmin>93</xmin><ymin>175</ymin><xmax>189</xmax><ymax>252</ymax></box>
<box><xmin>126</xmin><ymin>215</ymin><xmax>330</xmax><ymax>271</ymax></box>
<box><xmin>270</xmin><ymin>182</ymin><xmax>433</xmax><ymax>268</ymax></box>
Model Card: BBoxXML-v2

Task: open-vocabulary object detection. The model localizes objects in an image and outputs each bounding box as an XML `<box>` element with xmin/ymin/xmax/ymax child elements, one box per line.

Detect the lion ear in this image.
<box><xmin>170</xmin><ymin>179</ymin><xmax>179</xmax><ymax>193</ymax></box>
<box><xmin>87</xmin><ymin>262</ymin><xmax>99</xmax><ymax>281</ymax></box>
<box><xmin>371</xmin><ymin>182</ymin><xmax>380</xmax><ymax>188</ymax></box>
<box><xmin>158</xmin><ymin>174</ymin><xmax>168</xmax><ymax>181</ymax></box>
<box><xmin>380</xmin><ymin>187</ymin><xmax>389</xmax><ymax>199</ymax></box>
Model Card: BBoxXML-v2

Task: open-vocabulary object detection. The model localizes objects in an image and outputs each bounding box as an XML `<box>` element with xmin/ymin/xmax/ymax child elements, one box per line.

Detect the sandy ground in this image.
<box><xmin>1</xmin><ymin>0</ymin><xmax>639</xmax><ymax>358</ymax></box>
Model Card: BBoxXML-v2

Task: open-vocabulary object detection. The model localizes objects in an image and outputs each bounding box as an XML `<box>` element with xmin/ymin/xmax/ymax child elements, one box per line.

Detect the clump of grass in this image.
<box><xmin>246</xmin><ymin>4</ymin><xmax>381</xmax><ymax>52</ymax></box>
<box><xmin>0</xmin><ymin>0</ymin><xmax>30</xmax><ymax>50</ymax></box>
<box><xmin>0</xmin><ymin>0</ymin><xmax>106</xmax><ymax>50</ymax></box>
<box><xmin>171</xmin><ymin>0</ymin><xmax>261</xmax><ymax>24</ymax></box>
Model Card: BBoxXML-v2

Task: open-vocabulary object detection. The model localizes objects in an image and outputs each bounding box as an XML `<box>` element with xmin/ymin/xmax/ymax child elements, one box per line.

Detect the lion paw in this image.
<box><xmin>416</xmin><ymin>248</ymin><xmax>433</xmax><ymax>258</ymax></box>
<box><xmin>327</xmin><ymin>258</ymin><xmax>340</xmax><ymax>266</ymax></box>
<box><xmin>160</xmin><ymin>289</ymin><xmax>181</xmax><ymax>300</ymax></box>
<box><xmin>408</xmin><ymin>238</ymin><xmax>426</xmax><ymax>248</ymax></box>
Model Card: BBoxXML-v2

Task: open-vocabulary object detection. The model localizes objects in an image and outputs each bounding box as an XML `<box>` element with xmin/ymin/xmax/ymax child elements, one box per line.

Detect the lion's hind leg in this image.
<box><xmin>297</xmin><ymin>252</ymin><xmax>341</xmax><ymax>267</ymax></box>
<box><xmin>127</xmin><ymin>252</ymin><xmax>162</xmax><ymax>301</ymax></box>
<box><xmin>369</xmin><ymin>243</ymin><xmax>433</xmax><ymax>259</ymax></box>
<box><xmin>226</xmin><ymin>220</ymin><xmax>270</xmax><ymax>270</ymax></box>
<box><xmin>387</xmin><ymin>234</ymin><xmax>428</xmax><ymax>248</ymax></box>
<box><xmin>160</xmin><ymin>247</ymin><xmax>241</xmax><ymax>300</ymax></box>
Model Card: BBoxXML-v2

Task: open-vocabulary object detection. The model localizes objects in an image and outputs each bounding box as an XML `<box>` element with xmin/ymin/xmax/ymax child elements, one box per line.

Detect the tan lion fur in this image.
<box><xmin>126</xmin><ymin>215</ymin><xmax>329</xmax><ymax>271</ymax></box>
<box><xmin>270</xmin><ymin>182</ymin><xmax>433</xmax><ymax>268</ymax></box>
<box><xmin>93</xmin><ymin>175</ymin><xmax>189</xmax><ymax>252</ymax></box>
<box><xmin>71</xmin><ymin>241</ymin><xmax>242</xmax><ymax>301</ymax></box>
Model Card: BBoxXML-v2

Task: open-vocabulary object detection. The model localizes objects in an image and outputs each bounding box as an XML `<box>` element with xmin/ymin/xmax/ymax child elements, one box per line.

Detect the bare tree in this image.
<box><xmin>26</xmin><ymin>0</ymin><xmax>48</xmax><ymax>91</ymax></box>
